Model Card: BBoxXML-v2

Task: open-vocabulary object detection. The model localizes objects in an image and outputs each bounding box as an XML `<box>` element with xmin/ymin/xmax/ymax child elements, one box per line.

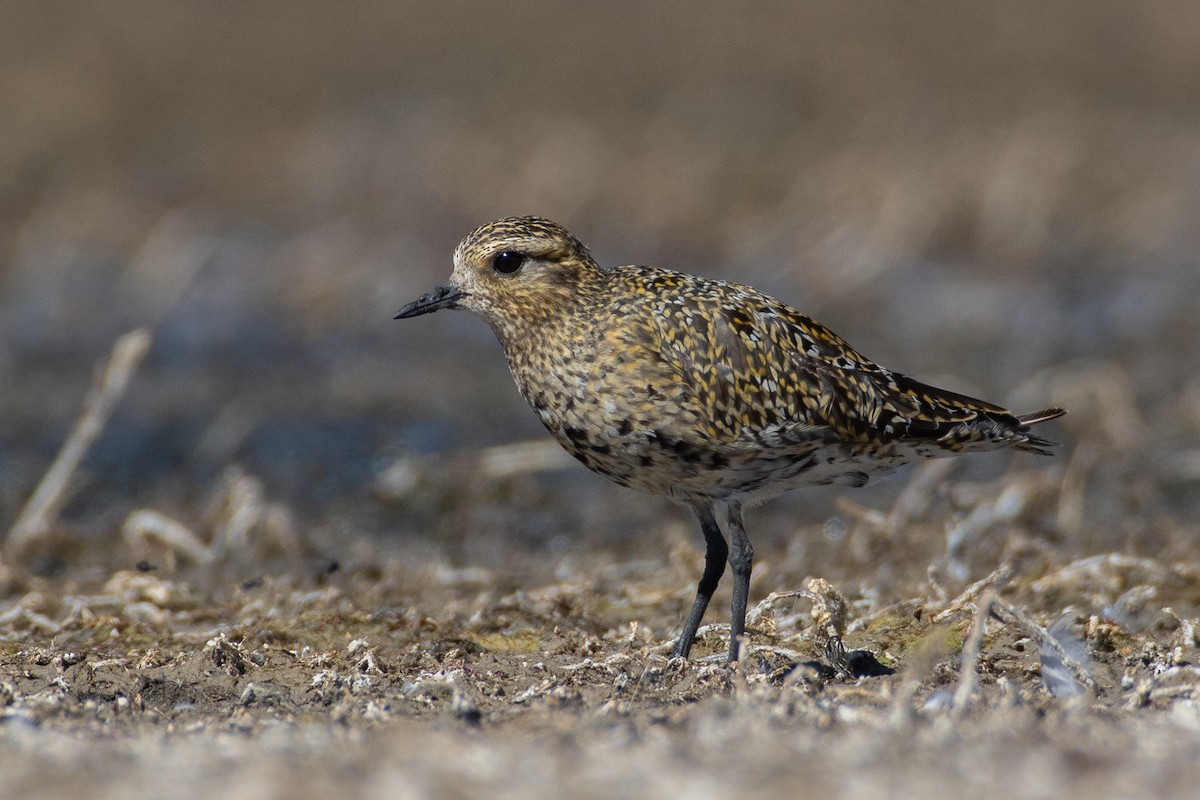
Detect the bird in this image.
<box><xmin>395</xmin><ymin>216</ymin><xmax>1065</xmax><ymax>662</ymax></box>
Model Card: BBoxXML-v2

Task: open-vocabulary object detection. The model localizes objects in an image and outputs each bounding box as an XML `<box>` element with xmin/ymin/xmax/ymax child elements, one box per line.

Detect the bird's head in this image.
<box><xmin>395</xmin><ymin>216</ymin><xmax>602</xmax><ymax>339</ymax></box>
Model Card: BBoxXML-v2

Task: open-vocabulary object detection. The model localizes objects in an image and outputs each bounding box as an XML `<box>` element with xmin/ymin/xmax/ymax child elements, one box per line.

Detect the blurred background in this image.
<box><xmin>2</xmin><ymin>2</ymin><xmax>1198</xmax><ymax>590</ymax></box>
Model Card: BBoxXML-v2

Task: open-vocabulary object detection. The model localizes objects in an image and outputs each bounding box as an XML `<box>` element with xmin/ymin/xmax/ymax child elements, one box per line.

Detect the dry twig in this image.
<box><xmin>5</xmin><ymin>329</ymin><xmax>152</xmax><ymax>557</ymax></box>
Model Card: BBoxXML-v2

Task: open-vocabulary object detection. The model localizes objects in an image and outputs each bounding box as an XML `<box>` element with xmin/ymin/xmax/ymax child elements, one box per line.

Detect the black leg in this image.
<box><xmin>672</xmin><ymin>502</ymin><xmax>728</xmax><ymax>659</ymax></box>
<box><xmin>725</xmin><ymin>501</ymin><xmax>753</xmax><ymax>662</ymax></box>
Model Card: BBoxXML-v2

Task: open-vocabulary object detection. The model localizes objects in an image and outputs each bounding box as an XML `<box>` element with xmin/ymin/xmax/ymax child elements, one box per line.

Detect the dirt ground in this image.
<box><xmin>4</xmin><ymin>3</ymin><xmax>1200</xmax><ymax>798</ymax></box>
<box><xmin>3</xmin><ymin>497</ymin><xmax>1200</xmax><ymax>799</ymax></box>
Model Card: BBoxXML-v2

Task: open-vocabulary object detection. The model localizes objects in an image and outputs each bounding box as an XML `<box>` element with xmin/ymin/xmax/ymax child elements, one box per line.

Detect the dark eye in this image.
<box><xmin>492</xmin><ymin>250</ymin><xmax>526</xmax><ymax>274</ymax></box>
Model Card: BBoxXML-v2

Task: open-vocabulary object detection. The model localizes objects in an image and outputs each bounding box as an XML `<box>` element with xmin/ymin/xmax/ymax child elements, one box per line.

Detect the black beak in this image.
<box><xmin>394</xmin><ymin>284</ymin><xmax>467</xmax><ymax>319</ymax></box>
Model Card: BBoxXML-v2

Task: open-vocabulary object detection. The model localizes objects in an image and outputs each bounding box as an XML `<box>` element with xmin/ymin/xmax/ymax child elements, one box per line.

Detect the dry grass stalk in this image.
<box><xmin>950</xmin><ymin>590</ymin><xmax>997</xmax><ymax>719</ymax></box>
<box><xmin>1031</xmin><ymin>552</ymin><xmax>1179</xmax><ymax>595</ymax></box>
<box><xmin>888</xmin><ymin>625</ymin><xmax>956</xmax><ymax>727</ymax></box>
<box><xmin>375</xmin><ymin>439</ymin><xmax>576</xmax><ymax>500</ymax></box>
<box><xmin>5</xmin><ymin>328</ymin><xmax>152</xmax><ymax>557</ymax></box>
<box><xmin>121</xmin><ymin>509</ymin><xmax>214</xmax><ymax>567</ymax></box>
<box><xmin>932</xmin><ymin>562</ymin><xmax>1014</xmax><ymax>623</ymax></box>
<box><xmin>990</xmin><ymin>600</ymin><xmax>1097</xmax><ymax>693</ymax></box>
<box><xmin>1125</xmin><ymin>666</ymin><xmax>1200</xmax><ymax>709</ymax></box>
<box><xmin>1055</xmin><ymin>441</ymin><xmax>1098</xmax><ymax>539</ymax></box>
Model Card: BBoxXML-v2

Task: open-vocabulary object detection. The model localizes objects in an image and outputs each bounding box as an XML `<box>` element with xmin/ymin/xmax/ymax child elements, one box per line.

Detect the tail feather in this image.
<box><xmin>1014</xmin><ymin>407</ymin><xmax>1067</xmax><ymax>455</ymax></box>
<box><xmin>1016</xmin><ymin>407</ymin><xmax>1068</xmax><ymax>427</ymax></box>
<box><xmin>865</xmin><ymin>370</ymin><xmax>1066</xmax><ymax>456</ymax></box>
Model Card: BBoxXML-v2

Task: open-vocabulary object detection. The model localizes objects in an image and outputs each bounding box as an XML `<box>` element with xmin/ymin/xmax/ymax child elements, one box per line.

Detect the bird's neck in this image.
<box><xmin>490</xmin><ymin>271</ymin><xmax>607</xmax><ymax>396</ymax></box>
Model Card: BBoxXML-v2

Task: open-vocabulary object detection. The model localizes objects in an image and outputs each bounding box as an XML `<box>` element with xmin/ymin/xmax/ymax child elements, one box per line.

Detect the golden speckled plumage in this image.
<box><xmin>397</xmin><ymin>216</ymin><xmax>1066</xmax><ymax>661</ymax></box>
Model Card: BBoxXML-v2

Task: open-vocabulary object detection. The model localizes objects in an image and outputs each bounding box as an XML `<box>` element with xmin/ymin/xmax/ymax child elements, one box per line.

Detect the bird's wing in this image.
<box><xmin>650</xmin><ymin>282</ymin><xmax>1039</xmax><ymax>450</ymax></box>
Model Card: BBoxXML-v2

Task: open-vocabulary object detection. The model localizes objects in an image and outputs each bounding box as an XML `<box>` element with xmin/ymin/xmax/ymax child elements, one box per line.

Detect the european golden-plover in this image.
<box><xmin>396</xmin><ymin>216</ymin><xmax>1065</xmax><ymax>662</ymax></box>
